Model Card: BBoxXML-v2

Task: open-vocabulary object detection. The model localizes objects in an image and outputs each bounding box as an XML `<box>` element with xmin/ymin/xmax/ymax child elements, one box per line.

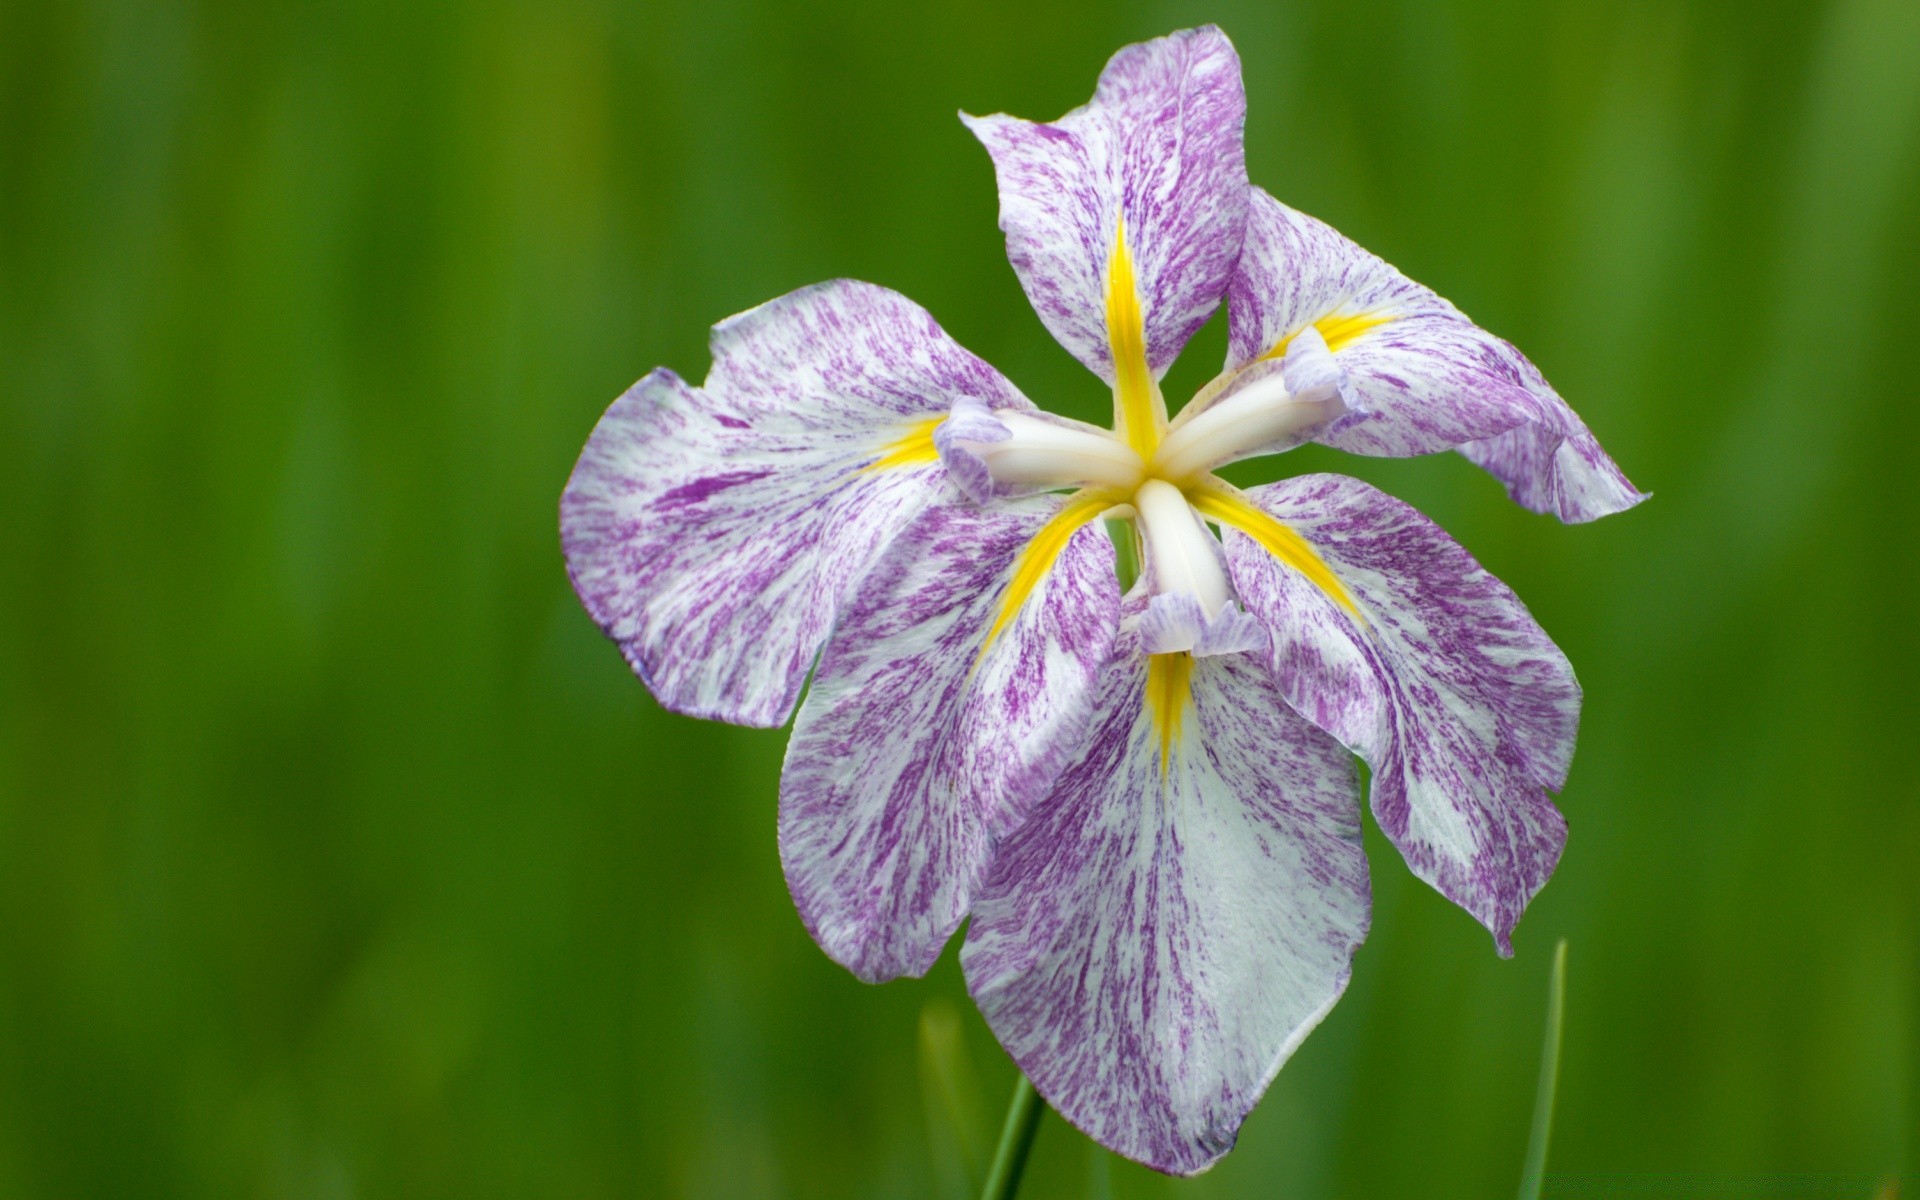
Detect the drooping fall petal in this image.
<box><xmin>1222</xmin><ymin>474</ymin><xmax>1579</xmax><ymax>952</ymax></box>
<box><xmin>781</xmin><ymin>495</ymin><xmax>1120</xmax><ymax>981</ymax></box>
<box><xmin>963</xmin><ymin>604</ymin><xmax>1369</xmax><ymax>1175</ymax></box>
<box><xmin>1223</xmin><ymin>189</ymin><xmax>1644</xmax><ymax>522</ymax></box>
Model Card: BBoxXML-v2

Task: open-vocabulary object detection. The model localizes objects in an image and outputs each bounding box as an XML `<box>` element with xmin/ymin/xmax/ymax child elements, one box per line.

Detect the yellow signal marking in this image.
<box><xmin>1186</xmin><ymin>485</ymin><xmax>1363</xmax><ymax>621</ymax></box>
<box><xmin>1143</xmin><ymin>651</ymin><xmax>1193</xmax><ymax>778</ymax></box>
<box><xmin>978</xmin><ymin>488</ymin><xmax>1118</xmax><ymax>660</ymax></box>
<box><xmin>1259</xmin><ymin>309</ymin><xmax>1396</xmax><ymax>362</ymax></box>
<box><xmin>862</xmin><ymin>418</ymin><xmax>943</xmax><ymax>472</ymax></box>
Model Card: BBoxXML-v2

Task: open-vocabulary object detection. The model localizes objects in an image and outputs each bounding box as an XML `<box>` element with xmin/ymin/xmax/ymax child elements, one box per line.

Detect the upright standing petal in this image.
<box><xmin>963</xmin><ymin>26</ymin><xmax>1248</xmax><ymax>393</ymax></box>
<box><xmin>963</xmin><ymin>607</ymin><xmax>1369</xmax><ymax>1175</ymax></box>
<box><xmin>781</xmin><ymin>494</ymin><xmax>1120</xmax><ymax>982</ymax></box>
<box><xmin>1219</xmin><ymin>189</ymin><xmax>1644</xmax><ymax>522</ymax></box>
<box><xmin>561</xmin><ymin>281</ymin><xmax>1030</xmax><ymax>727</ymax></box>
<box><xmin>1220</xmin><ymin>475</ymin><xmax>1580</xmax><ymax>953</ymax></box>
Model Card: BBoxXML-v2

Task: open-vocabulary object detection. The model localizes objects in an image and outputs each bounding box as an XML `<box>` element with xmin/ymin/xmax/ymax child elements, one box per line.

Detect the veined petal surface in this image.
<box><xmin>963</xmin><ymin>606</ymin><xmax>1369</xmax><ymax>1175</ymax></box>
<box><xmin>561</xmin><ymin>281</ymin><xmax>1030</xmax><ymax>727</ymax></box>
<box><xmin>1222</xmin><ymin>475</ymin><xmax>1580</xmax><ymax>953</ymax></box>
<box><xmin>963</xmin><ymin>26</ymin><xmax>1248</xmax><ymax>381</ymax></box>
<box><xmin>781</xmin><ymin>498</ymin><xmax>1120</xmax><ymax>982</ymax></box>
<box><xmin>1223</xmin><ymin>189</ymin><xmax>1644</xmax><ymax>522</ymax></box>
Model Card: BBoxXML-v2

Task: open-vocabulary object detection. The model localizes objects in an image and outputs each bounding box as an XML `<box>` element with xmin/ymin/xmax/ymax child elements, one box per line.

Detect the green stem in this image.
<box><xmin>980</xmin><ymin>1073</ymin><xmax>1044</xmax><ymax>1200</ymax></box>
<box><xmin>1518</xmin><ymin>938</ymin><xmax>1570</xmax><ymax>1200</ymax></box>
<box><xmin>1106</xmin><ymin>518</ymin><xmax>1140</xmax><ymax>593</ymax></box>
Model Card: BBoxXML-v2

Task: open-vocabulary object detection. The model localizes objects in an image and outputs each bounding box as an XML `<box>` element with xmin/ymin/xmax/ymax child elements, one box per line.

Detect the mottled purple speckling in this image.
<box><xmin>780</xmin><ymin>497</ymin><xmax>1119</xmax><ymax>982</ymax></box>
<box><xmin>963</xmin><ymin>598</ymin><xmax>1370</xmax><ymax>1176</ymax></box>
<box><xmin>1223</xmin><ymin>475</ymin><xmax>1580</xmax><ymax>953</ymax></box>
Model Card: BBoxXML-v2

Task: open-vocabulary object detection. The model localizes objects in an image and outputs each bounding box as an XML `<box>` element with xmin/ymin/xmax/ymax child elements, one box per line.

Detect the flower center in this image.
<box><xmin>943</xmin><ymin>408</ymin><xmax>1251</xmax><ymax>621</ymax></box>
<box><xmin>940</xmin><ymin>317</ymin><xmax>1364</xmax><ymax>662</ymax></box>
<box><xmin>1151</xmin><ymin>325</ymin><xmax>1353</xmax><ymax>481</ymax></box>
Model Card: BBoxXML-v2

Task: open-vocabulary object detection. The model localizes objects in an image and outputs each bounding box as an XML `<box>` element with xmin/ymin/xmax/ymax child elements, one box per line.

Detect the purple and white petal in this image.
<box><xmin>561</xmin><ymin>281</ymin><xmax>1030</xmax><ymax>728</ymax></box>
<box><xmin>780</xmin><ymin>497</ymin><xmax>1121</xmax><ymax>982</ymax></box>
<box><xmin>1223</xmin><ymin>189</ymin><xmax>1644</xmax><ymax>522</ymax></box>
<box><xmin>963</xmin><ymin>607</ymin><xmax>1369</xmax><ymax>1175</ymax></box>
<box><xmin>1221</xmin><ymin>475</ymin><xmax>1580</xmax><ymax>953</ymax></box>
<box><xmin>963</xmin><ymin>26</ymin><xmax>1249</xmax><ymax>380</ymax></box>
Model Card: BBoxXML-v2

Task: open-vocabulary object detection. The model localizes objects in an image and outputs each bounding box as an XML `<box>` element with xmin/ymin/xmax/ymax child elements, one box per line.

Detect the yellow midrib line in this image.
<box><xmin>861</xmin><ymin>417</ymin><xmax>943</xmax><ymax>473</ymax></box>
<box><xmin>1144</xmin><ymin>651</ymin><xmax>1193</xmax><ymax>779</ymax></box>
<box><xmin>1186</xmin><ymin>485</ymin><xmax>1363</xmax><ymax>621</ymax></box>
<box><xmin>976</xmin><ymin>489</ymin><xmax>1117</xmax><ymax>662</ymax></box>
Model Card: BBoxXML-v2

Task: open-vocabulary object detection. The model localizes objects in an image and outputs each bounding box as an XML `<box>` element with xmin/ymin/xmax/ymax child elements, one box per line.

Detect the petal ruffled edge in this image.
<box><xmin>1221</xmin><ymin>188</ymin><xmax>1645</xmax><ymax>522</ymax></box>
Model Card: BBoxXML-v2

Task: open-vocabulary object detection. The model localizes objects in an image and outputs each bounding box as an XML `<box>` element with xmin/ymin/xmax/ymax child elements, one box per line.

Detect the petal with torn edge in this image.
<box><xmin>562</xmin><ymin>281</ymin><xmax>1030</xmax><ymax>727</ymax></box>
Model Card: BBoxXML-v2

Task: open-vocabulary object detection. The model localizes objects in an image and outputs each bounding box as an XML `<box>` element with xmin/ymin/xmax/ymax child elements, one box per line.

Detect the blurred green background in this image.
<box><xmin>2</xmin><ymin>0</ymin><xmax>1915</xmax><ymax>1195</ymax></box>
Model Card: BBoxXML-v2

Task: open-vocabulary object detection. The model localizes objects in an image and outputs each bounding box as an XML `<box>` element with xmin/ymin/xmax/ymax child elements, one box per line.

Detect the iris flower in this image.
<box><xmin>563</xmin><ymin>26</ymin><xmax>1640</xmax><ymax>1175</ymax></box>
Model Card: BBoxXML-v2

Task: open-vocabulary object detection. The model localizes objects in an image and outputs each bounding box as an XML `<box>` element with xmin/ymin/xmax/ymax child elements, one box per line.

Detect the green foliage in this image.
<box><xmin>1</xmin><ymin>0</ymin><xmax>1915</xmax><ymax>1196</ymax></box>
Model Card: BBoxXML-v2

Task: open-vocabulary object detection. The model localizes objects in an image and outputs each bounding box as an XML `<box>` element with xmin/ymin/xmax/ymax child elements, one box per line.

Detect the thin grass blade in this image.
<box><xmin>1519</xmin><ymin>938</ymin><xmax>1570</xmax><ymax>1200</ymax></box>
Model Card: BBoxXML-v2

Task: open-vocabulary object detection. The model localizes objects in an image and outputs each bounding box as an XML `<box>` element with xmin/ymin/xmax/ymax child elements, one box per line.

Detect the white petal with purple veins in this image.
<box><xmin>963</xmin><ymin>607</ymin><xmax>1369</xmax><ymax>1176</ymax></box>
<box><xmin>963</xmin><ymin>26</ymin><xmax>1249</xmax><ymax>380</ymax></box>
<box><xmin>780</xmin><ymin>498</ymin><xmax>1121</xmax><ymax>982</ymax></box>
<box><xmin>561</xmin><ymin>281</ymin><xmax>1030</xmax><ymax>727</ymax></box>
<box><xmin>1222</xmin><ymin>475</ymin><xmax>1580</xmax><ymax>953</ymax></box>
<box><xmin>1223</xmin><ymin>189</ymin><xmax>1644</xmax><ymax>522</ymax></box>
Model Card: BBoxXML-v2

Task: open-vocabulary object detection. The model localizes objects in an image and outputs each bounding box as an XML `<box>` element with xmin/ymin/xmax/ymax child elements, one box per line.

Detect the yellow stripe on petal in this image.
<box><xmin>1186</xmin><ymin>485</ymin><xmax>1363</xmax><ymax>621</ymax></box>
<box><xmin>862</xmin><ymin>417</ymin><xmax>943</xmax><ymax>472</ymax></box>
<box><xmin>1259</xmin><ymin>310</ymin><xmax>1396</xmax><ymax>362</ymax></box>
<box><xmin>978</xmin><ymin>488</ymin><xmax>1117</xmax><ymax>661</ymax></box>
<box><xmin>1105</xmin><ymin>220</ymin><xmax>1163</xmax><ymax>459</ymax></box>
<box><xmin>1144</xmin><ymin>652</ymin><xmax>1193</xmax><ymax>778</ymax></box>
